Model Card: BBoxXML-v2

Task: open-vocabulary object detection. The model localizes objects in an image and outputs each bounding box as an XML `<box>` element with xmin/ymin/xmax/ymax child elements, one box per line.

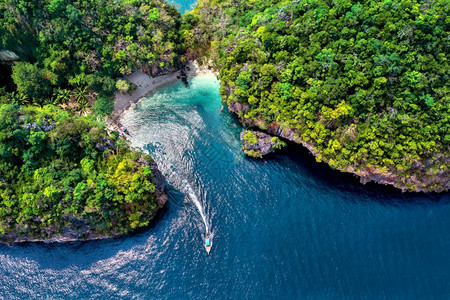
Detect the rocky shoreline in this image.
<box><xmin>1</xmin><ymin>61</ymin><xmax>197</xmax><ymax>244</ymax></box>
<box><xmin>2</xmin><ymin>155</ymin><xmax>168</xmax><ymax>245</ymax></box>
<box><xmin>240</xmin><ymin>130</ymin><xmax>285</xmax><ymax>158</ymax></box>
<box><xmin>229</xmin><ymin>100</ymin><xmax>449</xmax><ymax>193</ymax></box>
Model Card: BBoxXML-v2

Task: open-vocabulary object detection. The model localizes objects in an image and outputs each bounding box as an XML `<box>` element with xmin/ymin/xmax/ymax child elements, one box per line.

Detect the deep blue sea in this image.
<box><xmin>1</xmin><ymin>76</ymin><xmax>448</xmax><ymax>299</ymax></box>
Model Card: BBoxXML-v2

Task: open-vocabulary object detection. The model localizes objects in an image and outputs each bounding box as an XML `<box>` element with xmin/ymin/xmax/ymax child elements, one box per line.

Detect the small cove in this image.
<box><xmin>0</xmin><ymin>76</ymin><xmax>448</xmax><ymax>299</ymax></box>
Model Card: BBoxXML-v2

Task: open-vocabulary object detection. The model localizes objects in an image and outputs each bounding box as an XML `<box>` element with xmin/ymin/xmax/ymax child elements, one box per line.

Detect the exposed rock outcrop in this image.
<box><xmin>139</xmin><ymin>156</ymin><xmax>169</xmax><ymax>207</ymax></box>
<box><xmin>142</xmin><ymin>61</ymin><xmax>181</xmax><ymax>77</ymax></box>
<box><xmin>22</xmin><ymin>119</ymin><xmax>56</xmax><ymax>132</ymax></box>
<box><xmin>240</xmin><ymin>130</ymin><xmax>285</xmax><ymax>158</ymax></box>
<box><xmin>95</xmin><ymin>137</ymin><xmax>116</xmax><ymax>152</ymax></box>
<box><xmin>228</xmin><ymin>100</ymin><xmax>249</xmax><ymax>116</ymax></box>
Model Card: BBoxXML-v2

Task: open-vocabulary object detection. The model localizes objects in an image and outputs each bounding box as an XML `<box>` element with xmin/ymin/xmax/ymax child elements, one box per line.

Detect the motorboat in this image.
<box><xmin>205</xmin><ymin>233</ymin><xmax>212</xmax><ymax>254</ymax></box>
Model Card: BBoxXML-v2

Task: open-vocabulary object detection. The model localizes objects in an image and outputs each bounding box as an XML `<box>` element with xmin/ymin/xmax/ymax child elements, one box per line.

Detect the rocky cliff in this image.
<box><xmin>229</xmin><ymin>100</ymin><xmax>449</xmax><ymax>193</ymax></box>
<box><xmin>240</xmin><ymin>130</ymin><xmax>285</xmax><ymax>158</ymax></box>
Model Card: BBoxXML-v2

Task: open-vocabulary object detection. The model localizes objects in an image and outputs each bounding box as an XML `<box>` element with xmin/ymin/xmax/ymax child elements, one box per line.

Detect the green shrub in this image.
<box><xmin>243</xmin><ymin>131</ymin><xmax>258</xmax><ymax>145</ymax></box>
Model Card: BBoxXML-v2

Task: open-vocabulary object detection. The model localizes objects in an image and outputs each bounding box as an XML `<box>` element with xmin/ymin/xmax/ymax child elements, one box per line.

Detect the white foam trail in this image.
<box><xmin>181</xmin><ymin>179</ymin><xmax>209</xmax><ymax>233</ymax></box>
<box><xmin>163</xmin><ymin>163</ymin><xmax>209</xmax><ymax>233</ymax></box>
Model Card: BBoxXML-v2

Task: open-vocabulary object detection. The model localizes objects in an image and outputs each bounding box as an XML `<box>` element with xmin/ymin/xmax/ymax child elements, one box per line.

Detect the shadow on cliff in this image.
<box><xmin>0</xmin><ymin>184</ymin><xmax>186</xmax><ymax>270</ymax></box>
<box><xmin>224</xmin><ymin>101</ymin><xmax>448</xmax><ymax>207</ymax></box>
<box><xmin>264</xmin><ymin>140</ymin><xmax>448</xmax><ymax>207</ymax></box>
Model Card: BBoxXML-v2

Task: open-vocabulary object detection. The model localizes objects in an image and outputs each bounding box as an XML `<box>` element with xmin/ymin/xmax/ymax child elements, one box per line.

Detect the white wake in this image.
<box><xmin>164</xmin><ymin>163</ymin><xmax>210</xmax><ymax>233</ymax></box>
<box><xmin>181</xmin><ymin>179</ymin><xmax>209</xmax><ymax>233</ymax></box>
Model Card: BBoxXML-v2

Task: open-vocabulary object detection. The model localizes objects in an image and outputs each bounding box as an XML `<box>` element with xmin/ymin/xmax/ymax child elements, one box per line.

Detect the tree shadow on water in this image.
<box><xmin>224</xmin><ymin>109</ymin><xmax>448</xmax><ymax>207</ymax></box>
<box><xmin>270</xmin><ymin>141</ymin><xmax>449</xmax><ymax>207</ymax></box>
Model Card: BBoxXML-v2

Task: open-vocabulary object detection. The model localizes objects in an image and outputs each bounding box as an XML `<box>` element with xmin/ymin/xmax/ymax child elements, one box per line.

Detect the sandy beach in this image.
<box><xmin>185</xmin><ymin>60</ymin><xmax>218</xmax><ymax>78</ymax></box>
<box><xmin>112</xmin><ymin>61</ymin><xmax>218</xmax><ymax>119</ymax></box>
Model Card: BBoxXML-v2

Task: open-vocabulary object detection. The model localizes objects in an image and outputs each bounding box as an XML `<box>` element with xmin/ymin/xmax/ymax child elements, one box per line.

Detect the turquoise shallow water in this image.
<box><xmin>1</xmin><ymin>76</ymin><xmax>448</xmax><ymax>299</ymax></box>
<box><xmin>168</xmin><ymin>0</ymin><xmax>197</xmax><ymax>13</ymax></box>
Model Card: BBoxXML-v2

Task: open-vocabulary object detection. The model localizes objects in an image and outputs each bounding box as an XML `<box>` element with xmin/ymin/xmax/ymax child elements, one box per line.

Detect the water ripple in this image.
<box><xmin>1</xmin><ymin>77</ymin><xmax>449</xmax><ymax>299</ymax></box>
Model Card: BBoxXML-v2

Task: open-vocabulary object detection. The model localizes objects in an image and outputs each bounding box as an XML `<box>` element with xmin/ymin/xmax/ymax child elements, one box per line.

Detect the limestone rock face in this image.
<box><xmin>138</xmin><ymin>156</ymin><xmax>168</xmax><ymax>207</ymax></box>
<box><xmin>228</xmin><ymin>100</ymin><xmax>448</xmax><ymax>192</ymax></box>
<box><xmin>240</xmin><ymin>130</ymin><xmax>285</xmax><ymax>158</ymax></box>
<box><xmin>22</xmin><ymin>119</ymin><xmax>56</xmax><ymax>132</ymax></box>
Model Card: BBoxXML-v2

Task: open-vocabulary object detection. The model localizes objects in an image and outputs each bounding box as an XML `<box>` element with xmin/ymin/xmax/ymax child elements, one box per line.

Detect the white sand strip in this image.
<box><xmin>112</xmin><ymin>61</ymin><xmax>218</xmax><ymax>119</ymax></box>
<box><xmin>113</xmin><ymin>69</ymin><xmax>181</xmax><ymax>117</ymax></box>
<box><xmin>185</xmin><ymin>60</ymin><xmax>218</xmax><ymax>78</ymax></box>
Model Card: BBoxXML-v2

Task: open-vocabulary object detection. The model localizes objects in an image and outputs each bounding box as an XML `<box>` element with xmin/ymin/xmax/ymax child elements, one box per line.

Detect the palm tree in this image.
<box><xmin>16</xmin><ymin>92</ymin><xmax>30</xmax><ymax>105</ymax></box>
<box><xmin>7</xmin><ymin>92</ymin><xmax>30</xmax><ymax>105</ymax></box>
<box><xmin>73</xmin><ymin>86</ymin><xmax>91</xmax><ymax>114</ymax></box>
<box><xmin>73</xmin><ymin>86</ymin><xmax>89</xmax><ymax>105</ymax></box>
<box><xmin>78</xmin><ymin>99</ymin><xmax>90</xmax><ymax>115</ymax></box>
<box><xmin>53</xmin><ymin>88</ymin><xmax>72</xmax><ymax>104</ymax></box>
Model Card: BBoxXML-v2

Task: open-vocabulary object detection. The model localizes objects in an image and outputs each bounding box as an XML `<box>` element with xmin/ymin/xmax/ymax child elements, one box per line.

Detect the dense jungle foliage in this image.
<box><xmin>0</xmin><ymin>0</ymin><xmax>185</xmax><ymax>111</ymax></box>
<box><xmin>186</xmin><ymin>0</ymin><xmax>449</xmax><ymax>191</ymax></box>
<box><xmin>0</xmin><ymin>104</ymin><xmax>162</xmax><ymax>241</ymax></box>
<box><xmin>0</xmin><ymin>0</ymin><xmax>181</xmax><ymax>241</ymax></box>
<box><xmin>0</xmin><ymin>0</ymin><xmax>448</xmax><ymax>242</ymax></box>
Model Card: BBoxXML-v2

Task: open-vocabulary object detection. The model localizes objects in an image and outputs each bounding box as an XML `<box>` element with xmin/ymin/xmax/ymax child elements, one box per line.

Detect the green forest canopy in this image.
<box><xmin>0</xmin><ymin>104</ymin><xmax>162</xmax><ymax>241</ymax></box>
<box><xmin>0</xmin><ymin>0</ymin><xmax>183</xmax><ymax>240</ymax></box>
<box><xmin>186</xmin><ymin>0</ymin><xmax>449</xmax><ymax>192</ymax></box>
<box><xmin>0</xmin><ymin>0</ymin><xmax>185</xmax><ymax>107</ymax></box>
<box><xmin>0</xmin><ymin>0</ymin><xmax>448</xmax><ymax>242</ymax></box>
